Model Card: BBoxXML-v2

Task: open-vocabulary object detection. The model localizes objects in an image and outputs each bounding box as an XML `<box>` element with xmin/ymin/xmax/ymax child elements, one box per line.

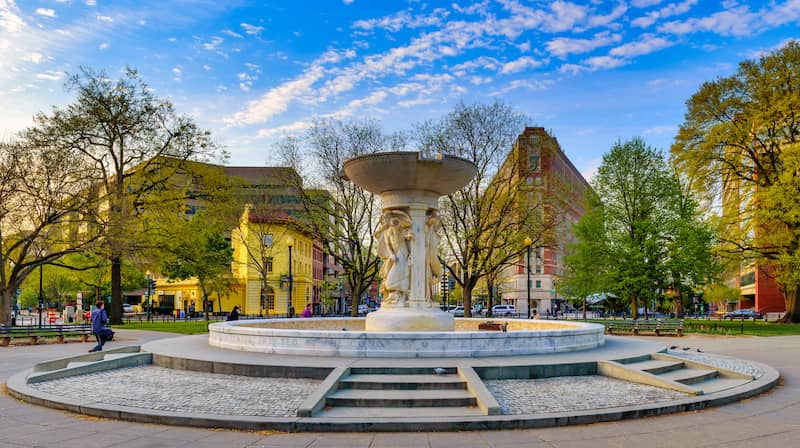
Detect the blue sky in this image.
<box><xmin>1</xmin><ymin>0</ymin><xmax>798</xmax><ymax>179</ymax></box>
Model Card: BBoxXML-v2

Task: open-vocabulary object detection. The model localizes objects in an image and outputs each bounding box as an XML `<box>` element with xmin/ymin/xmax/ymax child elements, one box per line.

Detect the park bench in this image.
<box><xmin>605</xmin><ymin>320</ymin><xmax>683</xmax><ymax>336</ymax></box>
<box><xmin>0</xmin><ymin>324</ymin><xmax>92</xmax><ymax>346</ymax></box>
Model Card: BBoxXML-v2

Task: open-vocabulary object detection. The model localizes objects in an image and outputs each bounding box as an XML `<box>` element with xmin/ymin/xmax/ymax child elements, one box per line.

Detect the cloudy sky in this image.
<box><xmin>1</xmin><ymin>0</ymin><xmax>798</xmax><ymax>179</ymax></box>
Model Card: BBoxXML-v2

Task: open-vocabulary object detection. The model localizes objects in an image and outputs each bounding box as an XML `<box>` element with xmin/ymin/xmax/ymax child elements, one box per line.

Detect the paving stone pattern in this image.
<box><xmin>486</xmin><ymin>375</ymin><xmax>688</xmax><ymax>415</ymax></box>
<box><xmin>30</xmin><ymin>365</ymin><xmax>320</xmax><ymax>417</ymax></box>
<box><xmin>666</xmin><ymin>349</ymin><xmax>764</xmax><ymax>378</ymax></box>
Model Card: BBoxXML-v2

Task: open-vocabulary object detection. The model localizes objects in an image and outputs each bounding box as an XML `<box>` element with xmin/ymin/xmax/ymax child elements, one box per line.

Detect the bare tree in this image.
<box><xmin>0</xmin><ymin>141</ymin><xmax>102</xmax><ymax>325</ymax></box>
<box><xmin>416</xmin><ymin>101</ymin><xmax>551</xmax><ymax>317</ymax></box>
<box><xmin>278</xmin><ymin>119</ymin><xmax>406</xmax><ymax>316</ymax></box>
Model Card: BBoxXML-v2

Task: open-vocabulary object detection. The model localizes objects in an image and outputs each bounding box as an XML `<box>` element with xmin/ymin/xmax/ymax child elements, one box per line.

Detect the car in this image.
<box><xmin>488</xmin><ymin>304</ymin><xmax>517</xmax><ymax>317</ymax></box>
<box><xmin>723</xmin><ymin>309</ymin><xmax>764</xmax><ymax>320</ymax></box>
<box><xmin>123</xmin><ymin>304</ymin><xmax>134</xmax><ymax>314</ymax></box>
<box><xmin>448</xmin><ymin>305</ymin><xmax>465</xmax><ymax>317</ymax></box>
<box><xmin>357</xmin><ymin>304</ymin><xmax>369</xmax><ymax>315</ymax></box>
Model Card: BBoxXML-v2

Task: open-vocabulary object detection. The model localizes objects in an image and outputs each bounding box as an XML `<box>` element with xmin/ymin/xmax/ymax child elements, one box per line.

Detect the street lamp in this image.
<box><xmin>524</xmin><ymin>237</ymin><xmax>533</xmax><ymax>319</ymax></box>
<box><xmin>287</xmin><ymin>235</ymin><xmax>294</xmax><ymax>318</ymax></box>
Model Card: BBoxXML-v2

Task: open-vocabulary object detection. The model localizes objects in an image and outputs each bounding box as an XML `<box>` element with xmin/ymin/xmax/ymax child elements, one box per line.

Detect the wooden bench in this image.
<box><xmin>605</xmin><ymin>320</ymin><xmax>683</xmax><ymax>336</ymax></box>
<box><xmin>0</xmin><ymin>324</ymin><xmax>93</xmax><ymax>346</ymax></box>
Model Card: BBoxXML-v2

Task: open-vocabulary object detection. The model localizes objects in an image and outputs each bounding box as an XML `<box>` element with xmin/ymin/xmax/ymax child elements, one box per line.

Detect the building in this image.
<box><xmin>498</xmin><ymin>127</ymin><xmax>591</xmax><ymax>316</ymax></box>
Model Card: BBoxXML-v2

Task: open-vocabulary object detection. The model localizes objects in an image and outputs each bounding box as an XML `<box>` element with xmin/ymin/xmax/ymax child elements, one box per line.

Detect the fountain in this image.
<box><xmin>342</xmin><ymin>151</ymin><xmax>476</xmax><ymax>332</ymax></box>
<box><xmin>206</xmin><ymin>152</ymin><xmax>606</xmax><ymax>357</ymax></box>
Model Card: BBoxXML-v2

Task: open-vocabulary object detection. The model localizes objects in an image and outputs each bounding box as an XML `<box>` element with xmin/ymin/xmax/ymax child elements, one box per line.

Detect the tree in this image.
<box><xmin>0</xmin><ymin>140</ymin><xmax>102</xmax><ymax>325</ymax></box>
<box><xmin>162</xmin><ymin>210</ymin><xmax>233</xmax><ymax>320</ymax></box>
<box><xmin>416</xmin><ymin>101</ymin><xmax>548</xmax><ymax>317</ymax></box>
<box><xmin>671</xmin><ymin>42</ymin><xmax>800</xmax><ymax>322</ymax></box>
<box><xmin>22</xmin><ymin>67</ymin><xmax>221</xmax><ymax>324</ymax></box>
<box><xmin>562</xmin><ymin>191</ymin><xmax>610</xmax><ymax>319</ymax></box>
<box><xmin>278</xmin><ymin>119</ymin><xmax>404</xmax><ymax>317</ymax></box>
<box><xmin>579</xmin><ymin>138</ymin><xmax>686</xmax><ymax>319</ymax></box>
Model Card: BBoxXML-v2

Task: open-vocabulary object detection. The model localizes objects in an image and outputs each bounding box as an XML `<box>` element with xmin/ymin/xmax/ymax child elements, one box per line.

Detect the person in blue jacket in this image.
<box><xmin>89</xmin><ymin>301</ymin><xmax>108</xmax><ymax>352</ymax></box>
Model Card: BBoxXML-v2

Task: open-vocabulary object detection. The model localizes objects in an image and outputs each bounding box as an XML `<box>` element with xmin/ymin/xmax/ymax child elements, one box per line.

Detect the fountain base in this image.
<box><xmin>365</xmin><ymin>308</ymin><xmax>454</xmax><ymax>332</ymax></box>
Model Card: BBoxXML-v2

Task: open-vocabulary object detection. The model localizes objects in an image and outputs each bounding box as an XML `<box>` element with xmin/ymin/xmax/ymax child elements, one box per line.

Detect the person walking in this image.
<box><xmin>227</xmin><ymin>305</ymin><xmax>240</xmax><ymax>321</ymax></box>
<box><xmin>301</xmin><ymin>303</ymin><xmax>312</xmax><ymax>318</ymax></box>
<box><xmin>89</xmin><ymin>301</ymin><xmax>108</xmax><ymax>353</ymax></box>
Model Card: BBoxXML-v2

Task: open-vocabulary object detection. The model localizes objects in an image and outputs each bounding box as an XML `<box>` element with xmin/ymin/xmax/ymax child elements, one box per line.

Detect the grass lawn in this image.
<box><xmin>115</xmin><ymin>320</ymin><xmax>211</xmax><ymax>335</ymax></box>
<box><xmin>583</xmin><ymin>318</ymin><xmax>800</xmax><ymax>336</ymax></box>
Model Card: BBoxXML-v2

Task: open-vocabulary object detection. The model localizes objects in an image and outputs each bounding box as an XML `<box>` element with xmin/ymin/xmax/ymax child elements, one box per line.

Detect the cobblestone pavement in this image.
<box><xmin>666</xmin><ymin>348</ymin><xmax>765</xmax><ymax>378</ymax></box>
<box><xmin>31</xmin><ymin>365</ymin><xmax>320</xmax><ymax>417</ymax></box>
<box><xmin>485</xmin><ymin>375</ymin><xmax>688</xmax><ymax>415</ymax></box>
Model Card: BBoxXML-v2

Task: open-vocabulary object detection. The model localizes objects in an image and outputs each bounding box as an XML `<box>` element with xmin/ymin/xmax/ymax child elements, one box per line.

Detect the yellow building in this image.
<box><xmin>231</xmin><ymin>205</ymin><xmax>316</xmax><ymax>316</ymax></box>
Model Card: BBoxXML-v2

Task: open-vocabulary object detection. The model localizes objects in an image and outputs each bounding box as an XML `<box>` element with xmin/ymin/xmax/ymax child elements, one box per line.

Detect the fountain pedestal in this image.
<box><xmin>343</xmin><ymin>152</ymin><xmax>478</xmax><ymax>332</ymax></box>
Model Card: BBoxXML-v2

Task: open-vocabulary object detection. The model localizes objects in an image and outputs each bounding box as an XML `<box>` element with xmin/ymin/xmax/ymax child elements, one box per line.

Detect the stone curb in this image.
<box><xmin>5</xmin><ymin>357</ymin><xmax>780</xmax><ymax>432</ymax></box>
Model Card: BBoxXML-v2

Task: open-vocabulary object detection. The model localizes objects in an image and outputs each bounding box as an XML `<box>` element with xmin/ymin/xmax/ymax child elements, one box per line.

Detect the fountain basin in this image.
<box><xmin>208</xmin><ymin>318</ymin><xmax>605</xmax><ymax>358</ymax></box>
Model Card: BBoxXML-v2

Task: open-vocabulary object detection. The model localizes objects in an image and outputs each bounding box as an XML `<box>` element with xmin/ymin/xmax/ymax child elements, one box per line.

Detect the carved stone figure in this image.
<box><xmin>375</xmin><ymin>210</ymin><xmax>413</xmax><ymax>307</ymax></box>
<box><xmin>425</xmin><ymin>211</ymin><xmax>442</xmax><ymax>303</ymax></box>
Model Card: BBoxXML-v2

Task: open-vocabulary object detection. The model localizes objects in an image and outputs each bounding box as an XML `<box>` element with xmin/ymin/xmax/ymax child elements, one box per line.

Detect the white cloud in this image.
<box><xmin>585</xmin><ymin>55</ymin><xmax>627</xmax><ymax>70</ymax></box>
<box><xmin>256</xmin><ymin>120</ymin><xmax>312</xmax><ymax>138</ymax></box>
<box><xmin>98</xmin><ymin>42</ymin><xmax>109</xmax><ymax>50</ymax></box>
<box><xmin>35</xmin><ymin>70</ymin><xmax>64</xmax><ymax>80</ymax></box>
<box><xmin>546</xmin><ymin>31</ymin><xmax>621</xmax><ymax>58</ymax></box>
<box><xmin>500</xmin><ymin>56</ymin><xmax>543</xmax><ymax>74</ymax></box>
<box><xmin>343</xmin><ymin>0</ymin><xmax>354</xmax><ymax>4</ymax></box>
<box><xmin>470</xmin><ymin>76</ymin><xmax>492</xmax><ymax>85</ymax></box>
<box><xmin>240</xmin><ymin>22</ymin><xmax>263</xmax><ymax>35</ymax></box>
<box><xmin>222</xmin><ymin>29</ymin><xmax>243</xmax><ymax>39</ymax></box>
<box><xmin>609</xmin><ymin>34</ymin><xmax>673</xmax><ymax>57</ymax></box>
<box><xmin>632</xmin><ymin>0</ymin><xmax>663</xmax><ymax>7</ymax></box>
<box><xmin>202</xmin><ymin>64</ymin><xmax>212</xmax><ymax>71</ymax></box>
<box><xmin>632</xmin><ymin>0</ymin><xmax>697</xmax><ymax>28</ymax></box>
<box><xmin>26</xmin><ymin>52</ymin><xmax>43</xmax><ymax>63</ymax></box>
<box><xmin>0</xmin><ymin>1</ymin><xmax>26</xmax><ymax>34</ymax></box>
<box><xmin>85</xmin><ymin>0</ymin><xmax>96</xmax><ymax>5</ymax></box>
<box><xmin>172</xmin><ymin>66</ymin><xmax>182</xmax><ymax>81</ymax></box>
<box><xmin>490</xmin><ymin>79</ymin><xmax>553</xmax><ymax>96</ymax></box>
<box><xmin>226</xmin><ymin>64</ymin><xmax>325</xmax><ymax>126</ymax></box>
<box><xmin>96</xmin><ymin>15</ymin><xmax>112</xmax><ymax>23</ymax></box>
<box><xmin>352</xmin><ymin>8</ymin><xmax>450</xmax><ymax>33</ymax></box>
<box><xmin>202</xmin><ymin>36</ymin><xmax>224</xmax><ymax>51</ymax></box>
<box><xmin>643</xmin><ymin>125</ymin><xmax>677</xmax><ymax>135</ymax></box>
<box><xmin>586</xmin><ymin>2</ymin><xmax>628</xmax><ymax>28</ymax></box>
<box><xmin>658</xmin><ymin>5</ymin><xmax>755</xmax><ymax>36</ymax></box>
<box><xmin>35</xmin><ymin>8</ymin><xmax>56</xmax><ymax>18</ymax></box>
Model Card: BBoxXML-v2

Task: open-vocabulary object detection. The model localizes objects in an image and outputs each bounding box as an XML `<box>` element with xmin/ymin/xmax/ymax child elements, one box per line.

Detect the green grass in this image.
<box><xmin>581</xmin><ymin>318</ymin><xmax>800</xmax><ymax>337</ymax></box>
<box><xmin>115</xmin><ymin>320</ymin><xmax>211</xmax><ymax>335</ymax></box>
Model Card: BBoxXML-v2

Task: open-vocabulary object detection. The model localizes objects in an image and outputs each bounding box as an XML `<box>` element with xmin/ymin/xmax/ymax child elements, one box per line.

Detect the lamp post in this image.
<box><xmin>287</xmin><ymin>236</ymin><xmax>294</xmax><ymax>318</ymax></box>
<box><xmin>525</xmin><ymin>237</ymin><xmax>533</xmax><ymax>319</ymax></box>
<box><xmin>38</xmin><ymin>264</ymin><xmax>44</xmax><ymax>328</ymax></box>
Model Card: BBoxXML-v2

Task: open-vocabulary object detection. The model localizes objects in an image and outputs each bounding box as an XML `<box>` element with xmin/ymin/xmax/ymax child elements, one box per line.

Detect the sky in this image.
<box><xmin>1</xmin><ymin>0</ymin><xmax>799</xmax><ymax>180</ymax></box>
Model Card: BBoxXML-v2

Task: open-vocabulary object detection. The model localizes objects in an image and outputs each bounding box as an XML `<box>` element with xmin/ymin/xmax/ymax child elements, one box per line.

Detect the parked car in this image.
<box><xmin>448</xmin><ymin>305</ymin><xmax>465</xmax><ymax>317</ymax></box>
<box><xmin>488</xmin><ymin>304</ymin><xmax>517</xmax><ymax>317</ymax></box>
<box><xmin>723</xmin><ymin>309</ymin><xmax>763</xmax><ymax>320</ymax></box>
<box><xmin>357</xmin><ymin>304</ymin><xmax>369</xmax><ymax>315</ymax></box>
<box><xmin>123</xmin><ymin>304</ymin><xmax>134</xmax><ymax>314</ymax></box>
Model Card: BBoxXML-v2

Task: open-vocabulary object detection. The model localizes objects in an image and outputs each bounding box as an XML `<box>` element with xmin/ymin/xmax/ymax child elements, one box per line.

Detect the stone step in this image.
<box><xmin>103</xmin><ymin>354</ymin><xmax>136</xmax><ymax>361</ymax></box>
<box><xmin>625</xmin><ymin>359</ymin><xmax>685</xmax><ymax>375</ymax></box>
<box><xmin>658</xmin><ymin>368</ymin><xmax>719</xmax><ymax>385</ymax></box>
<box><xmin>340</xmin><ymin>374</ymin><xmax>466</xmax><ymax>390</ymax></box>
<box><xmin>690</xmin><ymin>377</ymin><xmax>751</xmax><ymax>394</ymax></box>
<box><xmin>326</xmin><ymin>389</ymin><xmax>477</xmax><ymax>408</ymax></box>
<box><xmin>349</xmin><ymin>367</ymin><xmax>458</xmax><ymax>375</ymax></box>
<box><xmin>66</xmin><ymin>361</ymin><xmax>96</xmax><ymax>369</ymax></box>
<box><xmin>316</xmin><ymin>406</ymin><xmax>485</xmax><ymax>418</ymax></box>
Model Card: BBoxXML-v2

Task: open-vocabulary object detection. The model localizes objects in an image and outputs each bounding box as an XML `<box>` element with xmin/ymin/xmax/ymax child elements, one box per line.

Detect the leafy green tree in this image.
<box><xmin>22</xmin><ymin>67</ymin><xmax>222</xmax><ymax>324</ymax></box>
<box><xmin>672</xmin><ymin>42</ymin><xmax>800</xmax><ymax>322</ymax></box>
<box><xmin>562</xmin><ymin>191</ymin><xmax>610</xmax><ymax>319</ymax></box>
<box><xmin>162</xmin><ymin>211</ymin><xmax>233</xmax><ymax>320</ymax></box>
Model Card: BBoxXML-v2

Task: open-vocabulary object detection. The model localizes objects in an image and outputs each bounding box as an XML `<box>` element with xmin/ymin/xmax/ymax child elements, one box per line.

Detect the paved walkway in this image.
<box><xmin>1</xmin><ymin>331</ymin><xmax>799</xmax><ymax>447</ymax></box>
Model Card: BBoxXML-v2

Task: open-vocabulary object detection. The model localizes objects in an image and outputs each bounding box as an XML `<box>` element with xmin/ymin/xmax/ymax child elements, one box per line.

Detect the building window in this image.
<box><xmin>535</xmin><ymin>280</ymin><xmax>542</xmax><ymax>289</ymax></box>
<box><xmin>262</xmin><ymin>287</ymin><xmax>276</xmax><ymax>310</ymax></box>
<box><xmin>266</xmin><ymin>258</ymin><xmax>273</xmax><ymax>273</ymax></box>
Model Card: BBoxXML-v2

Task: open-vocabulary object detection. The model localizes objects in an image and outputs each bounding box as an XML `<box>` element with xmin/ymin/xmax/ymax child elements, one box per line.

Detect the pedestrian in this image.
<box><xmin>301</xmin><ymin>303</ymin><xmax>312</xmax><ymax>318</ymax></box>
<box><xmin>88</xmin><ymin>301</ymin><xmax>108</xmax><ymax>353</ymax></box>
<box><xmin>189</xmin><ymin>302</ymin><xmax>196</xmax><ymax>318</ymax></box>
<box><xmin>227</xmin><ymin>305</ymin><xmax>240</xmax><ymax>321</ymax></box>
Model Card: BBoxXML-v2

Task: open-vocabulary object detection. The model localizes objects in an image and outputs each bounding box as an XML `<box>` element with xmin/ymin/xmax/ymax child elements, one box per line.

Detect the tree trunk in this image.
<box><xmin>674</xmin><ymin>290</ymin><xmax>683</xmax><ymax>317</ymax></box>
<box><xmin>463</xmin><ymin>283</ymin><xmax>473</xmax><ymax>318</ymax></box>
<box><xmin>109</xmin><ymin>256</ymin><xmax>122</xmax><ymax>325</ymax></box>
<box><xmin>631</xmin><ymin>294</ymin><xmax>638</xmax><ymax>320</ymax></box>
<box><xmin>487</xmin><ymin>281</ymin><xmax>494</xmax><ymax>319</ymax></box>
<box><xmin>582</xmin><ymin>298</ymin><xmax>587</xmax><ymax>320</ymax></box>
<box><xmin>780</xmin><ymin>287</ymin><xmax>800</xmax><ymax>323</ymax></box>
<box><xmin>0</xmin><ymin>288</ymin><xmax>12</xmax><ymax>326</ymax></box>
<box><xmin>644</xmin><ymin>299</ymin><xmax>649</xmax><ymax>321</ymax></box>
